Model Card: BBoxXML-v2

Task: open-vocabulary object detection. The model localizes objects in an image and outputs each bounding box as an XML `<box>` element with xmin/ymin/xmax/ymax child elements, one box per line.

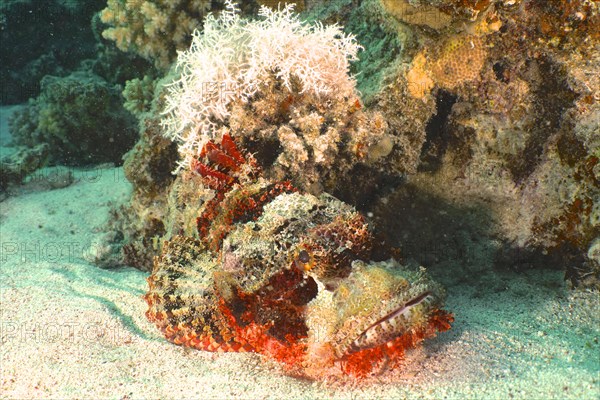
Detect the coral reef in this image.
<box><xmin>108</xmin><ymin>1</ymin><xmax>437</xmax><ymax>272</ymax></box>
<box><xmin>101</xmin><ymin>0</ymin><xmax>598</xmax><ymax>293</ymax></box>
<box><xmin>8</xmin><ymin>72</ymin><xmax>138</xmax><ymax>166</ymax></box>
<box><xmin>144</xmin><ymin>134</ymin><xmax>452</xmax><ymax>379</ymax></box>
<box><xmin>374</xmin><ymin>0</ymin><xmax>600</xmax><ymax>288</ymax></box>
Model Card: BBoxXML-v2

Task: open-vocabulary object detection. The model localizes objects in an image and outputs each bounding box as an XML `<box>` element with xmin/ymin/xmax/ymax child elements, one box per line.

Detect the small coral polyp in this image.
<box><xmin>144</xmin><ymin>135</ymin><xmax>453</xmax><ymax>379</ymax></box>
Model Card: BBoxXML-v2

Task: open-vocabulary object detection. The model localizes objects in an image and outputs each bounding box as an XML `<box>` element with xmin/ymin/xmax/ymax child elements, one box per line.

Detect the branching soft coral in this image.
<box><xmin>161</xmin><ymin>0</ymin><xmax>362</xmax><ymax>173</ymax></box>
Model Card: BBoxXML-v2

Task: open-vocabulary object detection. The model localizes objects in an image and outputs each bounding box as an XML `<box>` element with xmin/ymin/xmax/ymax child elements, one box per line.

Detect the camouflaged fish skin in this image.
<box><xmin>144</xmin><ymin>134</ymin><xmax>453</xmax><ymax>378</ymax></box>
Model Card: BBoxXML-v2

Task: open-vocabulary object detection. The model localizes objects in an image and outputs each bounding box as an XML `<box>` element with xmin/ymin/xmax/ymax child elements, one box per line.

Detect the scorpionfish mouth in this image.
<box><xmin>306</xmin><ymin>259</ymin><xmax>448</xmax><ymax>361</ymax></box>
<box><xmin>348</xmin><ymin>290</ymin><xmax>434</xmax><ymax>353</ymax></box>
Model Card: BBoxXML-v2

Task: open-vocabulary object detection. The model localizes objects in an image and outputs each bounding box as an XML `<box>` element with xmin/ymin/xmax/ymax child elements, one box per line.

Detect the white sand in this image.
<box><xmin>0</xmin><ymin>164</ymin><xmax>598</xmax><ymax>399</ymax></box>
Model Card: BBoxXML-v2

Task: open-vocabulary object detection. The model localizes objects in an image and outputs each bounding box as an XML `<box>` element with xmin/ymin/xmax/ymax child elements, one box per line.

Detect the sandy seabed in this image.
<box><xmin>0</xmin><ymin>161</ymin><xmax>598</xmax><ymax>399</ymax></box>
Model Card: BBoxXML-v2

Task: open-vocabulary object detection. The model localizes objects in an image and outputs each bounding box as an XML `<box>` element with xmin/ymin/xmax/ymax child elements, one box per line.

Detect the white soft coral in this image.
<box><xmin>161</xmin><ymin>0</ymin><xmax>361</xmax><ymax>171</ymax></box>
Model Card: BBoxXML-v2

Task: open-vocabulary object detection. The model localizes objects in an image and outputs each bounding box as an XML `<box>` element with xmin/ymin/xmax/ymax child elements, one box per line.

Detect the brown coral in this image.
<box><xmin>100</xmin><ymin>0</ymin><xmax>214</xmax><ymax>70</ymax></box>
<box><xmin>430</xmin><ymin>34</ymin><xmax>487</xmax><ymax>91</ymax></box>
<box><xmin>226</xmin><ymin>76</ymin><xmax>391</xmax><ymax>195</ymax></box>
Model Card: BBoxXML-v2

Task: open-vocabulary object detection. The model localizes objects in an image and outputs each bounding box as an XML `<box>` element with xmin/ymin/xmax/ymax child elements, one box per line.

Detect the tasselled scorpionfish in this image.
<box><xmin>144</xmin><ymin>134</ymin><xmax>453</xmax><ymax>378</ymax></box>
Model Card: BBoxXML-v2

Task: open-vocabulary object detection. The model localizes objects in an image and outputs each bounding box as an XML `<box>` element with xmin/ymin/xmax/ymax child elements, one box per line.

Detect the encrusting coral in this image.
<box><xmin>429</xmin><ymin>34</ymin><xmax>487</xmax><ymax>91</ymax></box>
